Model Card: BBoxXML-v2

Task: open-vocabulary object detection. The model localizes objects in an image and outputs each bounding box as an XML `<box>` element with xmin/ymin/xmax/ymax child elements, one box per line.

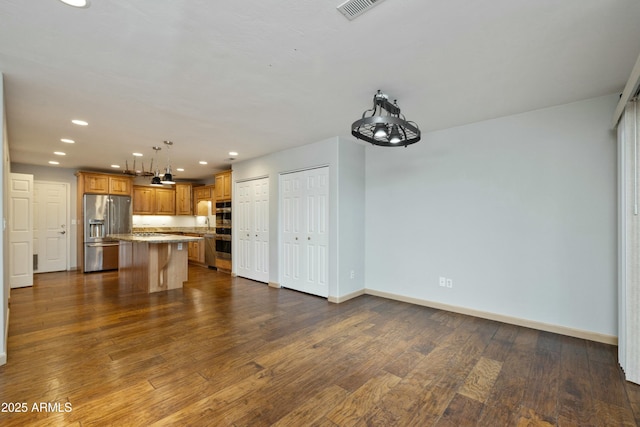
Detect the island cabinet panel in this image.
<box><xmin>215</xmin><ymin>170</ymin><xmax>232</xmax><ymax>201</ymax></box>
<box><xmin>175</xmin><ymin>183</ymin><xmax>192</xmax><ymax>215</ymax></box>
<box><xmin>133</xmin><ymin>186</ymin><xmax>155</xmax><ymax>215</ymax></box>
<box><xmin>155</xmin><ymin>188</ymin><xmax>176</xmax><ymax>215</ymax></box>
<box><xmin>118</xmin><ymin>240</ymin><xmax>188</xmax><ymax>293</ymax></box>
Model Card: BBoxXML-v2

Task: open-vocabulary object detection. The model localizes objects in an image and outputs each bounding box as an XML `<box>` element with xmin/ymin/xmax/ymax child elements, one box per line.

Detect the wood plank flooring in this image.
<box><xmin>1</xmin><ymin>267</ymin><xmax>639</xmax><ymax>426</ymax></box>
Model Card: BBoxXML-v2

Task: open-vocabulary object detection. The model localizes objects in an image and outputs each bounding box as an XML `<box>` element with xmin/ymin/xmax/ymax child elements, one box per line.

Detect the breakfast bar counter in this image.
<box><xmin>110</xmin><ymin>233</ymin><xmax>203</xmax><ymax>293</ymax></box>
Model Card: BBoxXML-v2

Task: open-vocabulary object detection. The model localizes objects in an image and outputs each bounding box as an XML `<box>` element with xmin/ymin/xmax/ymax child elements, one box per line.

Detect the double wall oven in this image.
<box><xmin>214</xmin><ymin>201</ymin><xmax>232</xmax><ymax>263</ymax></box>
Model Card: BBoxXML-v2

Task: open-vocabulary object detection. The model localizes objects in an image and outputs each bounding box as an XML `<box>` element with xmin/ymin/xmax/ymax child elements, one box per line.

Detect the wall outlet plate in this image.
<box><xmin>439</xmin><ymin>277</ymin><xmax>446</xmax><ymax>287</ymax></box>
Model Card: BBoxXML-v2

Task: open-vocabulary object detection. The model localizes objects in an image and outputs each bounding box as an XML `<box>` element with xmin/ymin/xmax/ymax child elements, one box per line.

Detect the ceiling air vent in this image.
<box><xmin>337</xmin><ymin>0</ymin><xmax>388</xmax><ymax>21</ymax></box>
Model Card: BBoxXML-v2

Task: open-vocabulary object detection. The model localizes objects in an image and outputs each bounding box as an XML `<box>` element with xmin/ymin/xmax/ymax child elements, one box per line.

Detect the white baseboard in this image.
<box><xmin>1</xmin><ymin>306</ymin><xmax>8</xmax><ymax>366</ymax></box>
<box><xmin>364</xmin><ymin>289</ymin><xmax>617</xmax><ymax>345</ymax></box>
<box><xmin>268</xmin><ymin>282</ymin><xmax>281</xmax><ymax>289</ymax></box>
<box><xmin>328</xmin><ymin>289</ymin><xmax>365</xmax><ymax>304</ymax></box>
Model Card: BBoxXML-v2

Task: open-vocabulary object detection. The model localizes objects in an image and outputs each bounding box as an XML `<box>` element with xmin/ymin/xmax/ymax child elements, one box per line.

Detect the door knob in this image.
<box><xmin>59</xmin><ymin>230</ymin><xmax>66</xmax><ymax>235</ymax></box>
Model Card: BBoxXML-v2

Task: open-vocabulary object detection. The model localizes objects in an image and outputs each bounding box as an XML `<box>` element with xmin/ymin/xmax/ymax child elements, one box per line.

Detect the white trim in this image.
<box><xmin>613</xmin><ymin>52</ymin><xmax>640</xmax><ymax>128</ymax></box>
<box><xmin>268</xmin><ymin>281</ymin><xmax>281</xmax><ymax>289</ymax></box>
<box><xmin>1</xmin><ymin>306</ymin><xmax>8</xmax><ymax>365</ymax></box>
<box><xmin>328</xmin><ymin>289</ymin><xmax>364</xmax><ymax>303</ymax></box>
<box><xmin>364</xmin><ymin>289</ymin><xmax>617</xmax><ymax>345</ymax></box>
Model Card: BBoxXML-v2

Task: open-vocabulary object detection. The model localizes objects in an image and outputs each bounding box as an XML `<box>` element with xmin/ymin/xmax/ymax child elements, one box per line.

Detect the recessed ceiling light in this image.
<box><xmin>48</xmin><ymin>161</ymin><xmax>60</xmax><ymax>165</ymax></box>
<box><xmin>60</xmin><ymin>138</ymin><xmax>75</xmax><ymax>144</ymax></box>
<box><xmin>176</xmin><ymin>168</ymin><xmax>185</xmax><ymax>172</ymax></box>
<box><xmin>54</xmin><ymin>151</ymin><xmax>66</xmax><ymax>156</ymax></box>
<box><xmin>133</xmin><ymin>153</ymin><xmax>143</xmax><ymax>157</ymax></box>
<box><xmin>111</xmin><ymin>164</ymin><xmax>120</xmax><ymax>169</ymax></box>
<box><xmin>58</xmin><ymin>0</ymin><xmax>90</xmax><ymax>8</ymax></box>
<box><xmin>71</xmin><ymin>119</ymin><xmax>88</xmax><ymax>126</ymax></box>
<box><xmin>229</xmin><ymin>151</ymin><xmax>238</xmax><ymax>157</ymax></box>
<box><xmin>199</xmin><ymin>161</ymin><xmax>208</xmax><ymax>165</ymax></box>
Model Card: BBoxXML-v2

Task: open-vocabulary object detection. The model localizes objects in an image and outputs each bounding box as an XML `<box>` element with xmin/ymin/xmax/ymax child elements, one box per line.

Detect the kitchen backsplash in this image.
<box><xmin>133</xmin><ymin>214</ymin><xmax>213</xmax><ymax>228</ymax></box>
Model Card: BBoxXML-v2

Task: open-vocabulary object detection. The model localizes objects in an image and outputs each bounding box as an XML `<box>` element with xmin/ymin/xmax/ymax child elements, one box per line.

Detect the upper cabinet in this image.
<box><xmin>155</xmin><ymin>188</ymin><xmax>176</xmax><ymax>215</ymax></box>
<box><xmin>133</xmin><ymin>186</ymin><xmax>176</xmax><ymax>215</ymax></box>
<box><xmin>215</xmin><ymin>170</ymin><xmax>232</xmax><ymax>201</ymax></box>
<box><xmin>109</xmin><ymin>176</ymin><xmax>132</xmax><ymax>195</ymax></box>
<box><xmin>132</xmin><ymin>186</ymin><xmax>155</xmax><ymax>215</ymax></box>
<box><xmin>175</xmin><ymin>183</ymin><xmax>193</xmax><ymax>215</ymax></box>
<box><xmin>76</xmin><ymin>171</ymin><xmax>133</xmax><ymax>196</ymax></box>
<box><xmin>193</xmin><ymin>185</ymin><xmax>213</xmax><ymax>216</ymax></box>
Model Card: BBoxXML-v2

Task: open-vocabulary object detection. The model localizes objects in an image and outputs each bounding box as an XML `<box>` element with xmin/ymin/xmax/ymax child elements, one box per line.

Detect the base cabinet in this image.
<box><xmin>187</xmin><ymin>234</ymin><xmax>206</xmax><ymax>265</ymax></box>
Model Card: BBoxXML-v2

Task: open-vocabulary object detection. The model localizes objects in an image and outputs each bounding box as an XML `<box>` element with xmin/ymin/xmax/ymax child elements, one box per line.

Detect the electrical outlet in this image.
<box><xmin>178</xmin><ymin>243</ymin><xmax>183</xmax><ymax>250</ymax></box>
<box><xmin>350</xmin><ymin>270</ymin><xmax>355</xmax><ymax>279</ymax></box>
<box><xmin>446</xmin><ymin>278</ymin><xmax>453</xmax><ymax>288</ymax></box>
<box><xmin>439</xmin><ymin>276</ymin><xmax>446</xmax><ymax>287</ymax></box>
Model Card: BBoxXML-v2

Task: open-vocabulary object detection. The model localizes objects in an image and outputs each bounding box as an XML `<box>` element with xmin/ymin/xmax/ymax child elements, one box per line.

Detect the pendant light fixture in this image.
<box><xmin>150</xmin><ymin>146</ymin><xmax>163</xmax><ymax>186</ymax></box>
<box><xmin>351</xmin><ymin>90</ymin><xmax>421</xmax><ymax>147</ymax></box>
<box><xmin>160</xmin><ymin>140</ymin><xmax>175</xmax><ymax>184</ymax></box>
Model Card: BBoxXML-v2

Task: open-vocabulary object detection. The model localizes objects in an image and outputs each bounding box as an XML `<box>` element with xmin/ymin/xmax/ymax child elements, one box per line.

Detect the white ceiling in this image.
<box><xmin>1</xmin><ymin>0</ymin><xmax>640</xmax><ymax>180</ymax></box>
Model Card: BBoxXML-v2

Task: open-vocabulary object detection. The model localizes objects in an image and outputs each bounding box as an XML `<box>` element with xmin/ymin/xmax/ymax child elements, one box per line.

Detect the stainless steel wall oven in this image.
<box><xmin>214</xmin><ymin>201</ymin><xmax>232</xmax><ymax>263</ymax></box>
<box><xmin>215</xmin><ymin>227</ymin><xmax>231</xmax><ymax>260</ymax></box>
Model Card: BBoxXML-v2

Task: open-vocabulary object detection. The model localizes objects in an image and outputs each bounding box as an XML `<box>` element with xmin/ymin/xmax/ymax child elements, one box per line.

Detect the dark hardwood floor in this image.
<box><xmin>1</xmin><ymin>266</ymin><xmax>639</xmax><ymax>426</ymax></box>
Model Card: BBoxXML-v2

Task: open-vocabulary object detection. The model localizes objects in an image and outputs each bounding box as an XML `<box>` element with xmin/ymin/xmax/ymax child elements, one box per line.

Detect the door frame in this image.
<box><xmin>34</xmin><ymin>180</ymin><xmax>71</xmax><ymax>272</ymax></box>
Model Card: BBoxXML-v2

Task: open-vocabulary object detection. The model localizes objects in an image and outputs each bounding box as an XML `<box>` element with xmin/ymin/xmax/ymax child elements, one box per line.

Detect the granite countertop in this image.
<box><xmin>109</xmin><ymin>233</ymin><xmax>204</xmax><ymax>243</ymax></box>
<box><xmin>132</xmin><ymin>227</ymin><xmax>214</xmax><ymax>235</ymax></box>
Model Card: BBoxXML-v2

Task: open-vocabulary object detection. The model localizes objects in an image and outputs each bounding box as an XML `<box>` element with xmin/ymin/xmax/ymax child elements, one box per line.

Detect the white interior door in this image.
<box><xmin>33</xmin><ymin>181</ymin><xmax>68</xmax><ymax>273</ymax></box>
<box><xmin>9</xmin><ymin>173</ymin><xmax>33</xmax><ymax>288</ymax></box>
<box><xmin>280</xmin><ymin>167</ymin><xmax>328</xmax><ymax>297</ymax></box>
<box><xmin>236</xmin><ymin>177</ymin><xmax>269</xmax><ymax>282</ymax></box>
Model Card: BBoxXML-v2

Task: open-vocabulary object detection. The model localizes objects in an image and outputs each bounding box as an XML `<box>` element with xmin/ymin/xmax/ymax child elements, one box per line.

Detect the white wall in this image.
<box><xmin>365</xmin><ymin>94</ymin><xmax>618</xmax><ymax>338</ymax></box>
<box><xmin>337</xmin><ymin>139</ymin><xmax>366</xmax><ymax>298</ymax></box>
<box><xmin>232</xmin><ymin>136</ymin><xmax>366</xmax><ymax>299</ymax></box>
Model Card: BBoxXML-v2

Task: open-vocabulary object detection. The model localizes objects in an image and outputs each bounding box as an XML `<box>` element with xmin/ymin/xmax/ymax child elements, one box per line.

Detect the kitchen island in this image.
<box><xmin>109</xmin><ymin>233</ymin><xmax>203</xmax><ymax>293</ymax></box>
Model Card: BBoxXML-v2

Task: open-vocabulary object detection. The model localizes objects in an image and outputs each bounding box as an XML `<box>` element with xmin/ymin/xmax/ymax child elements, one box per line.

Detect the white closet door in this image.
<box><xmin>619</xmin><ymin>101</ymin><xmax>640</xmax><ymax>385</ymax></box>
<box><xmin>281</xmin><ymin>167</ymin><xmax>328</xmax><ymax>297</ymax></box>
<box><xmin>236</xmin><ymin>178</ymin><xmax>269</xmax><ymax>282</ymax></box>
<box><xmin>9</xmin><ymin>173</ymin><xmax>33</xmax><ymax>288</ymax></box>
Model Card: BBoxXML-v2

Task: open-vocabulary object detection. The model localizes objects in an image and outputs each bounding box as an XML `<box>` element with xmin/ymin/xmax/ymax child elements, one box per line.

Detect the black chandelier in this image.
<box><xmin>351</xmin><ymin>90</ymin><xmax>421</xmax><ymax>147</ymax></box>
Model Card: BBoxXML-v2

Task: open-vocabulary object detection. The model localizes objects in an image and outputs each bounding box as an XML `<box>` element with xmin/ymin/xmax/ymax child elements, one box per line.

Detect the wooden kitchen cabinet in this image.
<box><xmin>187</xmin><ymin>234</ymin><xmax>205</xmax><ymax>265</ymax></box>
<box><xmin>175</xmin><ymin>183</ymin><xmax>193</xmax><ymax>215</ymax></box>
<box><xmin>83</xmin><ymin>173</ymin><xmax>109</xmax><ymax>194</ymax></box>
<box><xmin>215</xmin><ymin>170</ymin><xmax>232</xmax><ymax>201</ymax></box>
<box><xmin>79</xmin><ymin>172</ymin><xmax>133</xmax><ymax>196</ymax></box>
<box><xmin>193</xmin><ymin>185</ymin><xmax>213</xmax><ymax>216</ymax></box>
<box><xmin>133</xmin><ymin>186</ymin><xmax>175</xmax><ymax>215</ymax></box>
<box><xmin>132</xmin><ymin>186</ymin><xmax>155</xmax><ymax>214</ymax></box>
<box><xmin>155</xmin><ymin>188</ymin><xmax>176</xmax><ymax>215</ymax></box>
<box><xmin>109</xmin><ymin>176</ymin><xmax>132</xmax><ymax>195</ymax></box>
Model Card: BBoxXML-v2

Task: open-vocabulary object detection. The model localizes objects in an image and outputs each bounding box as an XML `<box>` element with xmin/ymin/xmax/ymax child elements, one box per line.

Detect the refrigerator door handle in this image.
<box><xmin>87</xmin><ymin>243</ymin><xmax>119</xmax><ymax>247</ymax></box>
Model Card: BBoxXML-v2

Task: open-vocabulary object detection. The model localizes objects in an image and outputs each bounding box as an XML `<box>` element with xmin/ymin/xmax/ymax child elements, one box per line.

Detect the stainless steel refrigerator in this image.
<box><xmin>83</xmin><ymin>194</ymin><xmax>132</xmax><ymax>272</ymax></box>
